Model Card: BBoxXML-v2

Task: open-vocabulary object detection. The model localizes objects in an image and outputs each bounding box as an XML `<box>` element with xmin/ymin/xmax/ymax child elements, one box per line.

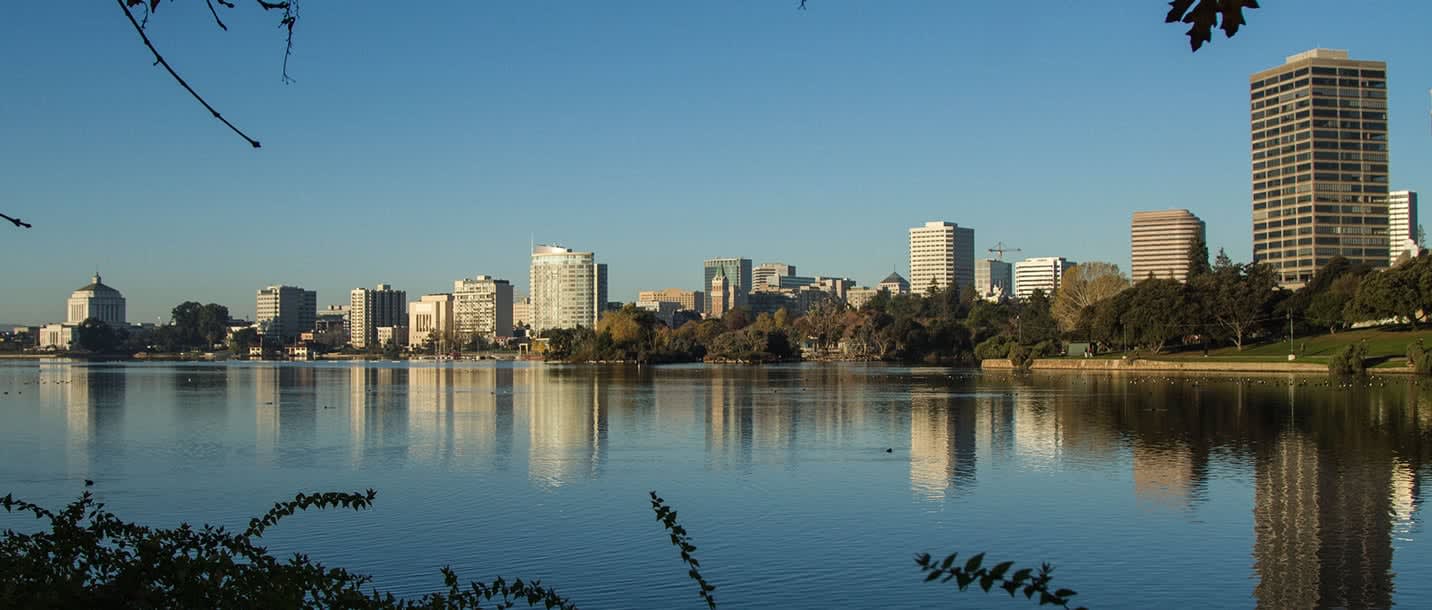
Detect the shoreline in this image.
<box><xmin>981</xmin><ymin>357</ymin><xmax>1417</xmax><ymax>375</ymax></box>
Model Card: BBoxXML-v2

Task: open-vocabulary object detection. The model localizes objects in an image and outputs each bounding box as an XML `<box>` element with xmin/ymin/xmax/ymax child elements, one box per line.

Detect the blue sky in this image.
<box><xmin>2</xmin><ymin>1</ymin><xmax>1430</xmax><ymax>324</ymax></box>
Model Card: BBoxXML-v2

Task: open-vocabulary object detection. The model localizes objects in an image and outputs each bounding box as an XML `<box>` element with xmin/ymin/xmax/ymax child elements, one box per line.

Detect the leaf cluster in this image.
<box><xmin>915</xmin><ymin>551</ymin><xmax>1085</xmax><ymax>610</ymax></box>
<box><xmin>649</xmin><ymin>492</ymin><xmax>716</xmax><ymax>609</ymax></box>
<box><xmin>0</xmin><ymin>485</ymin><xmax>574</xmax><ymax>609</ymax></box>
<box><xmin>1164</xmin><ymin>0</ymin><xmax>1260</xmax><ymax>51</ymax></box>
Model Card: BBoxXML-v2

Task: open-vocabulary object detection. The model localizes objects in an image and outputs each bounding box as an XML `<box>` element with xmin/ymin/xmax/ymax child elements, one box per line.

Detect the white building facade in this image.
<box><xmin>453</xmin><ymin>275</ymin><xmax>514</xmax><ymax>340</ymax></box>
<box><xmin>1014</xmin><ymin>257</ymin><xmax>1073</xmax><ymax>300</ymax></box>
<box><xmin>349</xmin><ymin>284</ymin><xmax>407</xmax><ymax>349</ymax></box>
<box><xmin>530</xmin><ymin>245</ymin><xmax>601</xmax><ymax>332</ymax></box>
<box><xmin>908</xmin><ymin>221</ymin><xmax>974</xmax><ymax>294</ymax></box>
<box><xmin>1130</xmin><ymin>209</ymin><xmax>1206</xmax><ymax>282</ymax></box>
<box><xmin>255</xmin><ymin>285</ymin><xmax>317</xmax><ymax>343</ymax></box>
<box><xmin>407</xmin><ymin>293</ymin><xmax>455</xmax><ymax>349</ymax></box>
<box><xmin>66</xmin><ymin>274</ymin><xmax>126</xmax><ymax>326</ymax></box>
<box><xmin>1389</xmin><ymin>190</ymin><xmax>1419</xmax><ymax>264</ymax></box>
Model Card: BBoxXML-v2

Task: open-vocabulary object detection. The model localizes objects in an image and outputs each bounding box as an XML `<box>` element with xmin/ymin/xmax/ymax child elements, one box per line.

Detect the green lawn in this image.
<box><xmin>1149</xmin><ymin>327</ymin><xmax>1432</xmax><ymax>364</ymax></box>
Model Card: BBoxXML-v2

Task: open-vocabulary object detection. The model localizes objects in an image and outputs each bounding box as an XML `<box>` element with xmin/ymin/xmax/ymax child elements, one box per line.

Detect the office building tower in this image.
<box><xmin>703</xmin><ymin>258</ymin><xmax>752</xmax><ymax>314</ymax></box>
<box><xmin>974</xmin><ymin>259</ymin><xmax>1013</xmax><ymax>300</ymax></box>
<box><xmin>530</xmin><ymin>245</ymin><xmax>601</xmax><ymax>331</ymax></box>
<box><xmin>453</xmin><ymin>275</ymin><xmax>514</xmax><ymax>340</ymax></box>
<box><xmin>1251</xmin><ymin>48</ymin><xmax>1389</xmax><ymax>287</ymax></box>
<box><xmin>255</xmin><ymin>285</ymin><xmax>317</xmax><ymax>343</ymax></box>
<box><xmin>1131</xmin><ymin>209</ymin><xmax>1207</xmax><ymax>282</ymax></box>
<box><xmin>1014</xmin><ymin>257</ymin><xmax>1073</xmax><ymax>300</ymax></box>
<box><xmin>908</xmin><ymin>221</ymin><xmax>975</xmax><ymax>294</ymax></box>
<box><xmin>1388</xmin><ymin>190</ymin><xmax>1419</xmax><ymax>263</ymax></box>
<box><xmin>349</xmin><ymin>284</ymin><xmax>406</xmax><ymax>349</ymax></box>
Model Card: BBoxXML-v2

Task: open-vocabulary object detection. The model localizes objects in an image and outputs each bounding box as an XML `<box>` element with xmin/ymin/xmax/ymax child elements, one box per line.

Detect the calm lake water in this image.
<box><xmin>2</xmin><ymin>360</ymin><xmax>1430</xmax><ymax>609</ymax></box>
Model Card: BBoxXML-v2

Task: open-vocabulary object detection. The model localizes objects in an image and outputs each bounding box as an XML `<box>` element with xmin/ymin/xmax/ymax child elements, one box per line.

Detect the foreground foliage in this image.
<box><xmin>3</xmin><ymin>484</ymin><xmax>1084</xmax><ymax>608</ymax></box>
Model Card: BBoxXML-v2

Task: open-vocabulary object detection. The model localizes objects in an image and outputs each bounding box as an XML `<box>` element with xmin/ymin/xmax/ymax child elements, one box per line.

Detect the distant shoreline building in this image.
<box><xmin>703</xmin><ymin>258</ymin><xmax>752</xmax><ymax>315</ymax></box>
<box><xmin>1014</xmin><ymin>257</ymin><xmax>1073</xmax><ymax>300</ymax></box>
<box><xmin>349</xmin><ymin>284</ymin><xmax>406</xmax><ymax>349</ymax></box>
<box><xmin>407</xmin><ymin>293</ymin><xmax>455</xmax><ymax>349</ymax></box>
<box><xmin>974</xmin><ymin>259</ymin><xmax>1013</xmax><ymax>301</ymax></box>
<box><xmin>877</xmin><ymin>272</ymin><xmax>910</xmax><ymax>296</ymax></box>
<box><xmin>1131</xmin><ymin>210</ymin><xmax>1206</xmax><ymax>282</ymax></box>
<box><xmin>66</xmin><ymin>274</ymin><xmax>126</xmax><ymax>326</ymax></box>
<box><xmin>1251</xmin><ymin>49</ymin><xmax>1389</xmax><ymax>287</ymax></box>
<box><xmin>453</xmin><ymin>275</ymin><xmax>513</xmax><ymax>340</ymax></box>
<box><xmin>908</xmin><ymin>221</ymin><xmax>974</xmax><ymax>294</ymax></box>
<box><xmin>530</xmin><ymin>245</ymin><xmax>602</xmax><ymax>331</ymax></box>
<box><xmin>255</xmin><ymin>285</ymin><xmax>317</xmax><ymax>344</ymax></box>
<box><xmin>637</xmin><ymin>288</ymin><xmax>704</xmax><ymax>313</ymax></box>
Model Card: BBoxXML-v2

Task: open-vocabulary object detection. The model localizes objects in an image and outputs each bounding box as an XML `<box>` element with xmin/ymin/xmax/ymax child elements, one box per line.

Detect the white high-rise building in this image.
<box><xmin>530</xmin><ymin>245</ymin><xmax>601</xmax><ymax>332</ymax></box>
<box><xmin>1014</xmin><ymin>257</ymin><xmax>1073</xmax><ymax>300</ymax></box>
<box><xmin>453</xmin><ymin>275</ymin><xmax>513</xmax><ymax>340</ymax></box>
<box><xmin>908</xmin><ymin>221</ymin><xmax>975</xmax><ymax>294</ymax></box>
<box><xmin>349</xmin><ymin>284</ymin><xmax>406</xmax><ymax>349</ymax></box>
<box><xmin>66</xmin><ymin>274</ymin><xmax>126</xmax><ymax>326</ymax></box>
<box><xmin>255</xmin><ymin>285</ymin><xmax>317</xmax><ymax>343</ymax></box>
<box><xmin>407</xmin><ymin>293</ymin><xmax>455</xmax><ymax>349</ymax></box>
<box><xmin>1130</xmin><ymin>209</ymin><xmax>1206</xmax><ymax>282</ymax></box>
<box><xmin>974</xmin><ymin>259</ymin><xmax>1013</xmax><ymax>301</ymax></box>
<box><xmin>1389</xmin><ymin>190</ymin><xmax>1419</xmax><ymax>263</ymax></box>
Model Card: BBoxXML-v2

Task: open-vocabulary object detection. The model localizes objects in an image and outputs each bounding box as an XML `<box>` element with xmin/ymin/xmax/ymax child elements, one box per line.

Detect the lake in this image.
<box><xmin>1</xmin><ymin>360</ymin><xmax>1429</xmax><ymax>608</ymax></box>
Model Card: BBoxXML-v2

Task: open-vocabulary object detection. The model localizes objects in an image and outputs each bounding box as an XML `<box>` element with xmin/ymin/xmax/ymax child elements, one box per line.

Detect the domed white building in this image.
<box><xmin>66</xmin><ymin>274</ymin><xmax>126</xmax><ymax>326</ymax></box>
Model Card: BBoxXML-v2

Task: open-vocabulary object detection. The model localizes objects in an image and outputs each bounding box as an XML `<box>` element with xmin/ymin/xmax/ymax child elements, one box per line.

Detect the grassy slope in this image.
<box><xmin>1150</xmin><ymin>327</ymin><xmax>1432</xmax><ymax>366</ymax></box>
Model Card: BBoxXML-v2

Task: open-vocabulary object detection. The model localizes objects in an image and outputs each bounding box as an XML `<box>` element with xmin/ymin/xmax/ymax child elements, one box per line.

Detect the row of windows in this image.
<box><xmin>1254</xmin><ymin>173</ymin><xmax>1388</xmax><ymax>190</ymax></box>
<box><xmin>1253</xmin><ymin>150</ymin><xmax>1382</xmax><ymax>167</ymax></box>
<box><xmin>1253</xmin><ymin>131</ymin><xmax>1387</xmax><ymax>149</ymax></box>
<box><xmin>1251</xmin><ymin>67</ymin><xmax>1384</xmax><ymax>90</ymax></box>
<box><xmin>1254</xmin><ymin>181</ymin><xmax>1390</xmax><ymax>199</ymax></box>
<box><xmin>1252</xmin><ymin>78</ymin><xmax>1385</xmax><ymax>98</ymax></box>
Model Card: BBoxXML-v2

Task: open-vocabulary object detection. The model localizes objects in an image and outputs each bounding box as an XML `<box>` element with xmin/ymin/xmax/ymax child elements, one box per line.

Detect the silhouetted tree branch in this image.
<box><xmin>1165</xmin><ymin>0</ymin><xmax>1260</xmax><ymax>51</ymax></box>
<box><xmin>1</xmin><ymin>213</ymin><xmax>32</xmax><ymax>229</ymax></box>
<box><xmin>119</xmin><ymin>0</ymin><xmax>262</xmax><ymax>147</ymax></box>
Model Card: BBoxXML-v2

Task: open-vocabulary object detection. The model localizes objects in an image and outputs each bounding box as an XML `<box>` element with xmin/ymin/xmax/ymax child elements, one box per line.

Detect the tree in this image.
<box><xmin>1349</xmin><ymin>266</ymin><xmax>1421</xmax><ymax>327</ymax></box>
<box><xmin>228</xmin><ymin>327</ymin><xmax>259</xmax><ymax>354</ymax></box>
<box><xmin>1305</xmin><ymin>274</ymin><xmax>1359</xmax><ymax>333</ymax></box>
<box><xmin>1185</xmin><ymin>235</ymin><xmax>1211</xmax><ymax>278</ymax></box>
<box><xmin>1121</xmin><ymin>279</ymin><xmax>1191</xmax><ymax>353</ymax></box>
<box><xmin>197</xmin><ymin>303</ymin><xmax>230</xmax><ymax>348</ymax></box>
<box><xmin>1051</xmin><ymin>262</ymin><xmax>1128</xmax><ymax>333</ymax></box>
<box><xmin>1195</xmin><ymin>260</ymin><xmax>1277</xmax><ymax>350</ymax></box>
<box><xmin>1015</xmin><ymin>290</ymin><xmax>1059</xmax><ymax>346</ymax></box>
<box><xmin>75</xmin><ymin>319</ymin><xmax>118</xmax><ymax>354</ymax></box>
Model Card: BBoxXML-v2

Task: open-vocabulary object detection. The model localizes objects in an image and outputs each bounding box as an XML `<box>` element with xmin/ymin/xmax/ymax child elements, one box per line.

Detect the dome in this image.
<box><xmin>72</xmin><ymin>274</ymin><xmax>122</xmax><ymax>298</ymax></box>
<box><xmin>880</xmin><ymin>272</ymin><xmax>908</xmax><ymax>285</ymax></box>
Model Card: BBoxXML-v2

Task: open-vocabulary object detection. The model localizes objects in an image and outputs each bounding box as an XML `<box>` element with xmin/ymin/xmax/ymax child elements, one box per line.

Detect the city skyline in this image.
<box><xmin>3</xmin><ymin>2</ymin><xmax>1432</xmax><ymax>323</ymax></box>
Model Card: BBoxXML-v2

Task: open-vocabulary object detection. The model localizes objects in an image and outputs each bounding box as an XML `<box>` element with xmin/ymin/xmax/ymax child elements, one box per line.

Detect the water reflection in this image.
<box><xmin>9</xmin><ymin>363</ymin><xmax>1432</xmax><ymax>607</ymax></box>
<box><xmin>525</xmin><ymin>366</ymin><xmax>608</xmax><ymax>488</ymax></box>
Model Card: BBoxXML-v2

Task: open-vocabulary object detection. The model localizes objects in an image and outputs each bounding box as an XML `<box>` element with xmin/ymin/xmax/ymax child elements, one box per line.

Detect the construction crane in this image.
<box><xmin>987</xmin><ymin>242</ymin><xmax>1022</xmax><ymax>261</ymax></box>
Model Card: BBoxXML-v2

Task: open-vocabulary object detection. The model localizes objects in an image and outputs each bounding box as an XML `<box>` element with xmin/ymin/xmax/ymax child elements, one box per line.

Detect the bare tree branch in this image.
<box><xmin>1</xmin><ymin>213</ymin><xmax>33</xmax><ymax>229</ymax></box>
<box><xmin>205</xmin><ymin>0</ymin><xmax>229</xmax><ymax>31</ymax></box>
<box><xmin>117</xmin><ymin>0</ymin><xmax>261</xmax><ymax>148</ymax></box>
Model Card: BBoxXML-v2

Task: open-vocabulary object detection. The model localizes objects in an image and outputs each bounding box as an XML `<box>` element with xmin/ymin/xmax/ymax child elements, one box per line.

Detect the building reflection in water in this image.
<box><xmin>348</xmin><ymin>365</ymin><xmax>409</xmax><ymax>467</ymax></box>
<box><xmin>525</xmin><ymin>365</ymin><xmax>607</xmax><ymax>488</ymax></box>
<box><xmin>404</xmin><ymin>365</ymin><xmax>515</xmax><ymax>469</ymax></box>
<box><xmin>254</xmin><ymin>364</ymin><xmax>318</xmax><ymax>467</ymax></box>
<box><xmin>909</xmin><ymin>386</ymin><xmax>976</xmax><ymax>501</ymax></box>
<box><xmin>41</xmin><ymin>363</ymin><xmax>127</xmax><ymax>478</ymax></box>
